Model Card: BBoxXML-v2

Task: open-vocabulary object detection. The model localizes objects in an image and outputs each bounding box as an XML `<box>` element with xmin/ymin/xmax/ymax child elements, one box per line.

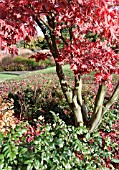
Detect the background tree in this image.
<box><xmin>0</xmin><ymin>0</ymin><xmax>119</xmax><ymax>133</ymax></box>
<box><xmin>17</xmin><ymin>36</ymin><xmax>46</xmax><ymax>50</ymax></box>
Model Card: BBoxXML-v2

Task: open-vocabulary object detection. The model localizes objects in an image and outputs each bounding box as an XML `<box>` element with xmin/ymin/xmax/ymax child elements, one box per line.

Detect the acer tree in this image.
<box><xmin>0</xmin><ymin>0</ymin><xmax>119</xmax><ymax>133</ymax></box>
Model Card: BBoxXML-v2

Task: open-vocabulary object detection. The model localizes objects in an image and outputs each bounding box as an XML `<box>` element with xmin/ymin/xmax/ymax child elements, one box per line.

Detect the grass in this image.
<box><xmin>28</xmin><ymin>65</ymin><xmax>74</xmax><ymax>78</ymax></box>
<box><xmin>0</xmin><ymin>64</ymin><xmax>118</xmax><ymax>84</ymax></box>
<box><xmin>0</xmin><ymin>73</ymin><xmax>19</xmax><ymax>81</ymax></box>
<box><xmin>0</xmin><ymin>65</ymin><xmax>73</xmax><ymax>82</ymax></box>
<box><xmin>27</xmin><ymin>64</ymin><xmax>71</xmax><ymax>74</ymax></box>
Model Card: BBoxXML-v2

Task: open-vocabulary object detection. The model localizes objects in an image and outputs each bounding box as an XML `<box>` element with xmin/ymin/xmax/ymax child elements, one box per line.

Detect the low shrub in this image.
<box><xmin>0</xmin><ymin>56</ymin><xmax>55</xmax><ymax>71</ymax></box>
<box><xmin>38</xmin><ymin>56</ymin><xmax>55</xmax><ymax>68</ymax></box>
<box><xmin>8</xmin><ymin>83</ymin><xmax>71</xmax><ymax>125</ymax></box>
<box><xmin>14</xmin><ymin>57</ymin><xmax>39</xmax><ymax>70</ymax></box>
<box><xmin>1</xmin><ymin>56</ymin><xmax>13</xmax><ymax>66</ymax></box>
<box><xmin>1</xmin><ymin>62</ymin><xmax>28</xmax><ymax>71</ymax></box>
<box><xmin>10</xmin><ymin>57</ymin><xmax>39</xmax><ymax>71</ymax></box>
<box><xmin>0</xmin><ymin>56</ymin><xmax>13</xmax><ymax>71</ymax></box>
<box><xmin>0</xmin><ymin>65</ymin><xmax>4</xmax><ymax>71</ymax></box>
<box><xmin>0</xmin><ymin>111</ymin><xmax>118</xmax><ymax>170</ymax></box>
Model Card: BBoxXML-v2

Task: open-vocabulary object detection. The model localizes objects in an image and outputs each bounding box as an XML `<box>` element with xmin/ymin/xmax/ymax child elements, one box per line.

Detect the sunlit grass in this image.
<box><xmin>0</xmin><ymin>65</ymin><xmax>73</xmax><ymax>82</ymax></box>
<box><xmin>0</xmin><ymin>64</ymin><xmax>118</xmax><ymax>84</ymax></box>
<box><xmin>0</xmin><ymin>73</ymin><xmax>19</xmax><ymax>81</ymax></box>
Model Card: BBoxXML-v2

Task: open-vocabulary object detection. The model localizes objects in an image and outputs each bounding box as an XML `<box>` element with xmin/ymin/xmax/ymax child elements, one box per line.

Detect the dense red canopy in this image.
<box><xmin>0</xmin><ymin>0</ymin><xmax>119</xmax><ymax>87</ymax></box>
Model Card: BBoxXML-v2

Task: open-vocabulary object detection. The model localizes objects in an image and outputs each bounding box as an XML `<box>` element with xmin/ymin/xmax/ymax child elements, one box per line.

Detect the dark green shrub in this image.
<box><xmin>0</xmin><ymin>55</ymin><xmax>55</xmax><ymax>71</ymax></box>
<box><xmin>8</xmin><ymin>85</ymin><xmax>71</xmax><ymax>125</ymax></box>
<box><xmin>0</xmin><ymin>112</ymin><xmax>118</xmax><ymax>170</ymax></box>
<box><xmin>0</xmin><ymin>56</ymin><xmax>40</xmax><ymax>71</ymax></box>
<box><xmin>13</xmin><ymin>57</ymin><xmax>39</xmax><ymax>70</ymax></box>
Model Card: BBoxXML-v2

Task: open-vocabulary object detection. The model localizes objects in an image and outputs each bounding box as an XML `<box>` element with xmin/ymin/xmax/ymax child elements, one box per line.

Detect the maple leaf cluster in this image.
<box><xmin>30</xmin><ymin>51</ymin><xmax>51</xmax><ymax>62</ymax></box>
<box><xmin>0</xmin><ymin>0</ymin><xmax>119</xmax><ymax>88</ymax></box>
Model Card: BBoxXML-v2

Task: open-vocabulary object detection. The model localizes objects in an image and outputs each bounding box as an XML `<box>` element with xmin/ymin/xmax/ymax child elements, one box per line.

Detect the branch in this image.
<box><xmin>93</xmin><ymin>83</ymin><xmax>107</xmax><ymax>114</ymax></box>
<box><xmin>103</xmin><ymin>80</ymin><xmax>119</xmax><ymax>115</ymax></box>
<box><xmin>88</xmin><ymin>83</ymin><xmax>106</xmax><ymax>132</ymax></box>
<box><xmin>34</xmin><ymin>17</ymin><xmax>53</xmax><ymax>52</ymax></box>
<box><xmin>35</xmin><ymin>14</ymin><xmax>73</xmax><ymax>109</ymax></box>
<box><xmin>73</xmin><ymin>94</ymin><xmax>83</xmax><ymax>126</ymax></box>
<box><xmin>60</xmin><ymin>33</ymin><xmax>68</xmax><ymax>45</ymax></box>
<box><xmin>39</xmin><ymin>17</ymin><xmax>53</xmax><ymax>32</ymax></box>
<box><xmin>75</xmin><ymin>75</ymin><xmax>83</xmax><ymax>106</ymax></box>
<box><xmin>89</xmin><ymin>106</ymin><xmax>103</xmax><ymax>133</ymax></box>
<box><xmin>45</xmin><ymin>15</ymin><xmax>72</xmax><ymax>101</ymax></box>
<box><xmin>35</xmin><ymin>15</ymin><xmax>70</xmax><ymax>99</ymax></box>
<box><xmin>74</xmin><ymin>75</ymin><xmax>88</xmax><ymax>122</ymax></box>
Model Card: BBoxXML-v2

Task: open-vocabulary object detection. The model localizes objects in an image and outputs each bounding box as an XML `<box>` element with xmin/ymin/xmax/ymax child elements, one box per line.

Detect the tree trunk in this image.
<box><xmin>36</xmin><ymin>16</ymin><xmax>119</xmax><ymax>133</ymax></box>
<box><xmin>88</xmin><ymin>84</ymin><xmax>106</xmax><ymax>133</ymax></box>
<box><xmin>89</xmin><ymin>81</ymin><xmax>119</xmax><ymax>133</ymax></box>
<box><xmin>72</xmin><ymin>94</ymin><xmax>83</xmax><ymax>126</ymax></box>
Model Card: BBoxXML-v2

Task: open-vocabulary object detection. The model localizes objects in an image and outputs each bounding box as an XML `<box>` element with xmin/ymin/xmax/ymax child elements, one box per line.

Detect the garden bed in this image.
<box><xmin>0</xmin><ymin>66</ymin><xmax>119</xmax><ymax>169</ymax></box>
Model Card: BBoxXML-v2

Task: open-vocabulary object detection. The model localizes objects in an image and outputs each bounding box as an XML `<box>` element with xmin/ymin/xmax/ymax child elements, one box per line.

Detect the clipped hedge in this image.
<box><xmin>0</xmin><ymin>55</ymin><xmax>55</xmax><ymax>71</ymax></box>
<box><xmin>0</xmin><ymin>56</ymin><xmax>39</xmax><ymax>71</ymax></box>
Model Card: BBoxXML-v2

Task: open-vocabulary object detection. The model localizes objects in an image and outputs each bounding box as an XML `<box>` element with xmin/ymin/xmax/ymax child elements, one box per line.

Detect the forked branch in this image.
<box><xmin>103</xmin><ymin>81</ymin><xmax>119</xmax><ymax>115</ymax></box>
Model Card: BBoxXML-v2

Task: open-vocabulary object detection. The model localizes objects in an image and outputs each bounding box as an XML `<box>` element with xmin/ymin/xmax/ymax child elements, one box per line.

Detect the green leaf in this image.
<box><xmin>6</xmin><ymin>152</ymin><xmax>11</xmax><ymax>158</ymax></box>
<box><xmin>33</xmin><ymin>159</ymin><xmax>40</xmax><ymax>170</ymax></box>
<box><xmin>24</xmin><ymin>160</ymin><xmax>33</xmax><ymax>164</ymax></box>
<box><xmin>19</xmin><ymin>148</ymin><xmax>28</xmax><ymax>154</ymax></box>
<box><xmin>21</xmin><ymin>128</ymin><xmax>27</xmax><ymax>134</ymax></box>
<box><xmin>111</xmin><ymin>158</ymin><xmax>119</xmax><ymax>163</ymax></box>
<box><xmin>12</xmin><ymin>132</ymin><xmax>21</xmax><ymax>138</ymax></box>
<box><xmin>0</xmin><ymin>154</ymin><xmax>4</xmax><ymax>160</ymax></box>
<box><xmin>85</xmin><ymin>133</ymin><xmax>91</xmax><ymax>141</ymax></box>
<box><xmin>27</xmin><ymin>164</ymin><xmax>33</xmax><ymax>170</ymax></box>
<box><xmin>34</xmin><ymin>140</ymin><xmax>39</xmax><ymax>145</ymax></box>
<box><xmin>0</xmin><ymin>163</ymin><xmax>4</xmax><ymax>169</ymax></box>
<box><xmin>9</xmin><ymin>152</ymin><xmax>17</xmax><ymax>159</ymax></box>
<box><xmin>56</xmin><ymin>139</ymin><xmax>64</xmax><ymax>148</ymax></box>
<box><xmin>0</xmin><ymin>133</ymin><xmax>3</xmax><ymax>144</ymax></box>
<box><xmin>92</xmin><ymin>132</ymin><xmax>100</xmax><ymax>138</ymax></box>
<box><xmin>63</xmin><ymin>162</ymin><xmax>71</xmax><ymax>169</ymax></box>
<box><xmin>2</xmin><ymin>145</ymin><xmax>10</xmax><ymax>152</ymax></box>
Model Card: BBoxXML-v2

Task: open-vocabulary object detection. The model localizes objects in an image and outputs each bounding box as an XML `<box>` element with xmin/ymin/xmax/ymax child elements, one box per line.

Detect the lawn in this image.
<box><xmin>0</xmin><ymin>65</ymin><xmax>72</xmax><ymax>82</ymax></box>
<box><xmin>0</xmin><ymin>73</ymin><xmax>19</xmax><ymax>81</ymax></box>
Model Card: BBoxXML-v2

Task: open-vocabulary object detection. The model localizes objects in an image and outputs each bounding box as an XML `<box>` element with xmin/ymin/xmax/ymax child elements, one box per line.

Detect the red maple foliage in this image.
<box><xmin>0</xmin><ymin>0</ymin><xmax>119</xmax><ymax>86</ymax></box>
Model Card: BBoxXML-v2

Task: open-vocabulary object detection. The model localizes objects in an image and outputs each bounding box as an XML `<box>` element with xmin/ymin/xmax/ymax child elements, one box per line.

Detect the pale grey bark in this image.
<box><xmin>102</xmin><ymin>81</ymin><xmax>119</xmax><ymax>115</ymax></box>
<box><xmin>72</xmin><ymin>93</ymin><xmax>83</xmax><ymax>126</ymax></box>
<box><xmin>89</xmin><ymin>84</ymin><xmax>106</xmax><ymax>133</ymax></box>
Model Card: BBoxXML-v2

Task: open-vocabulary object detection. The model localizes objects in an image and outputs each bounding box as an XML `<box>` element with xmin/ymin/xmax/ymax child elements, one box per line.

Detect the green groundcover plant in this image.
<box><xmin>0</xmin><ymin>110</ymin><xmax>118</xmax><ymax>170</ymax></box>
<box><xmin>0</xmin><ymin>0</ymin><xmax>119</xmax><ymax>133</ymax></box>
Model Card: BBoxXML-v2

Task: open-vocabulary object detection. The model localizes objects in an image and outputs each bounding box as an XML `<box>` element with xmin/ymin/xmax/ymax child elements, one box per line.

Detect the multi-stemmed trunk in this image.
<box><xmin>56</xmin><ymin>66</ymin><xmax>119</xmax><ymax>133</ymax></box>
<box><xmin>35</xmin><ymin>15</ymin><xmax>119</xmax><ymax>133</ymax></box>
